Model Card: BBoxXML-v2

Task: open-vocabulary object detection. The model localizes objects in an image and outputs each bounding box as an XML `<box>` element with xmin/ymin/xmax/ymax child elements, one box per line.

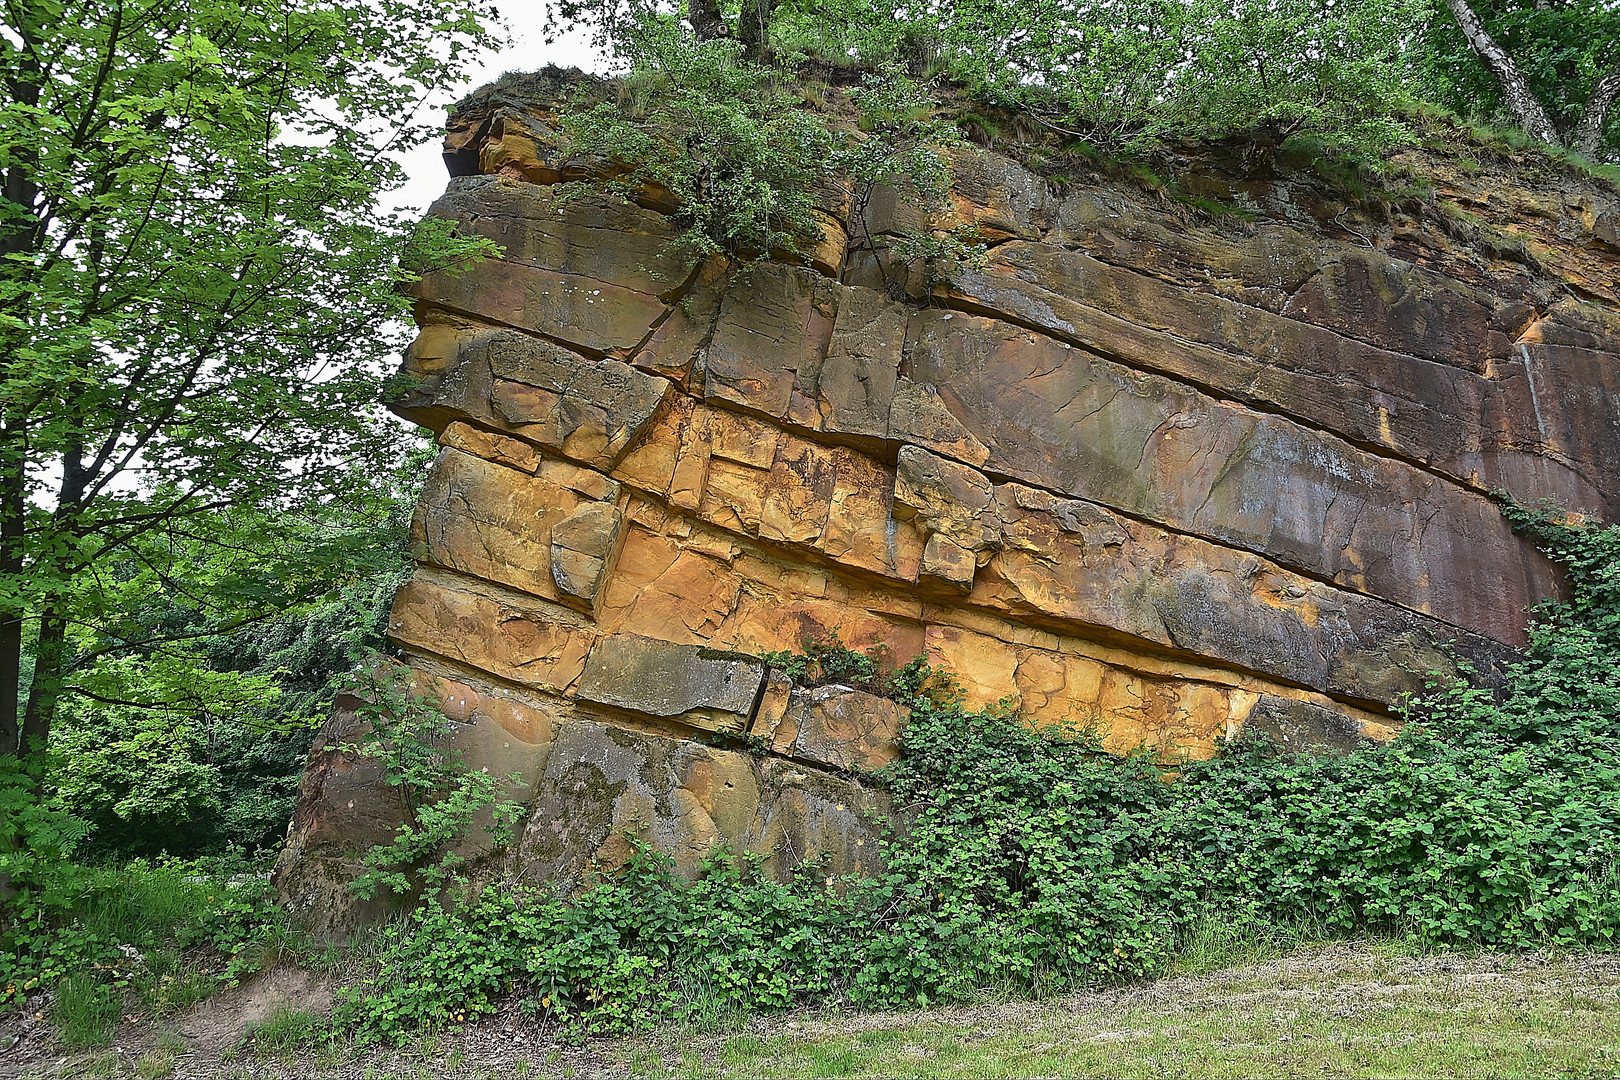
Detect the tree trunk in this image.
<box><xmin>0</xmin><ymin>423</ymin><xmax>21</xmax><ymax>758</ymax></box>
<box><xmin>18</xmin><ymin>607</ymin><xmax>64</xmax><ymax>757</ymax></box>
<box><xmin>738</xmin><ymin>0</ymin><xmax>777</xmax><ymax>63</ymax></box>
<box><xmin>0</xmin><ymin>11</ymin><xmax>42</xmax><ymax>762</ymax></box>
<box><xmin>688</xmin><ymin>0</ymin><xmax>727</xmax><ymax>41</ymax></box>
<box><xmin>1572</xmin><ymin>63</ymin><xmax>1620</xmax><ymax>161</ymax></box>
<box><xmin>1445</xmin><ymin>0</ymin><xmax>1563</xmax><ymax>148</ymax></box>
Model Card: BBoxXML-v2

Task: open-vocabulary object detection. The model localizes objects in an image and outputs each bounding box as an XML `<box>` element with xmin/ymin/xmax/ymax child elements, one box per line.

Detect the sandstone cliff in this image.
<box><xmin>276</xmin><ymin>71</ymin><xmax>1620</xmax><ymax>933</ymax></box>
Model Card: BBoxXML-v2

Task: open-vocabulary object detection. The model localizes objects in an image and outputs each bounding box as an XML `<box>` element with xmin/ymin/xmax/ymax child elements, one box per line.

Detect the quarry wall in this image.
<box><xmin>275</xmin><ymin>75</ymin><xmax>1620</xmax><ymax>933</ymax></box>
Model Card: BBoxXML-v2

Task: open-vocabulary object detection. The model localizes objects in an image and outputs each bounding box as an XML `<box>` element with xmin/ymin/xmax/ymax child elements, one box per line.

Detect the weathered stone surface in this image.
<box><xmin>576</xmin><ymin>633</ymin><xmax>765</xmax><ymax>732</ymax></box>
<box><xmin>800</xmin><ymin>209</ymin><xmax>850</xmax><ymax>278</ymax></box>
<box><xmin>390</xmin><ymin>573</ymin><xmax>595</xmax><ymax>695</ymax></box>
<box><xmin>920</xmin><ymin>533</ymin><xmax>977</xmax><ymax>592</ymax></box>
<box><xmin>411</xmin><ymin>259</ymin><xmax>667</xmax><ymax>357</ymax></box>
<box><xmin>286</xmin><ymin>108</ymin><xmax>1620</xmax><ymax>928</ymax></box>
<box><xmin>754</xmin><ymin>685</ymin><xmax>909</xmax><ymax>772</ymax></box>
<box><xmin>275</xmin><ymin>670</ymin><xmax>558</xmax><ymax>938</ymax></box>
<box><xmin>486</xmin><ymin>332</ymin><xmax>672</xmax><ymax>468</ymax></box>
<box><xmin>550</xmin><ymin>502</ymin><xmax>625</xmax><ymax>611</ymax></box>
<box><xmin>893</xmin><ymin>445</ymin><xmax>998</xmax><ymax>555</ymax></box>
<box><xmin>438</xmin><ymin>420</ymin><xmax>539</xmax><ymax>474</ymax></box>
<box><xmin>888</xmin><ymin>376</ymin><xmax>992</xmax><ymax>468</ymax></box>
<box><xmin>786</xmin><ymin>285</ymin><xmax>903</xmax><ymax>446</ymax></box>
<box><xmin>979</xmin><ymin>482</ymin><xmax>1506</xmax><ymax>706</ymax></box>
<box><xmin>273</xmin><ymin>692</ymin><xmax>409</xmax><ymax>938</ymax></box>
<box><xmin>428</xmin><ymin>176</ymin><xmax>691</xmax><ymax>296</ymax></box>
<box><xmin>395</xmin><ymin>327</ymin><xmax>673</xmax><ymax>470</ymax></box>
<box><xmin>515</xmin><ymin>717</ymin><xmax>887</xmax><ymax>892</ymax></box>
<box><xmin>1282</xmin><ymin>251</ymin><xmax>1498</xmax><ymax>373</ymax></box>
<box><xmin>940</xmin><ymin>147</ymin><xmax>1057</xmax><ymax>241</ymax></box>
<box><xmin>1239</xmin><ymin>696</ymin><xmax>1368</xmax><ymax>756</ymax></box>
<box><xmin>633</xmin><ymin>261</ymin><xmax>728</xmax><ymax>383</ymax></box>
<box><xmin>1049</xmin><ymin>189</ymin><xmax>1328</xmax><ymax>309</ymax></box>
<box><xmin>906</xmin><ymin>309</ymin><xmax>1560</xmax><ymax>647</ymax></box>
<box><xmin>702</xmin><ymin>264</ymin><xmax>837</xmax><ymax>418</ymax></box>
<box><xmin>948</xmin><ymin>242</ymin><xmax>1618</xmax><ymax>518</ymax></box>
<box><xmin>413</xmin><ymin>448</ymin><xmax>620</xmax><ymax>606</ymax></box>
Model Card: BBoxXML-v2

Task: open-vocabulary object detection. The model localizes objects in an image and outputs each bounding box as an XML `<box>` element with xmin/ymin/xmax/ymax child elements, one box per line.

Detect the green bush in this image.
<box><xmin>339</xmin><ymin>841</ymin><xmax>860</xmax><ymax>1041</ymax></box>
<box><xmin>1</xmin><ymin>844</ymin><xmax>299</xmax><ymax>1039</ymax></box>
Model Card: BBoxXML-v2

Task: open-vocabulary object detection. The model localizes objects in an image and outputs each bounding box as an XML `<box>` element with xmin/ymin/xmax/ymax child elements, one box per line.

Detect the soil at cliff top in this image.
<box><xmin>8</xmin><ymin>943</ymin><xmax>1620</xmax><ymax>1078</ymax></box>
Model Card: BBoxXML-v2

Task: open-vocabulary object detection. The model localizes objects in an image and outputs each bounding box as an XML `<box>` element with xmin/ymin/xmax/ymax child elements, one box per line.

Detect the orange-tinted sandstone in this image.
<box><xmin>276</xmin><ymin>71</ymin><xmax>1620</xmax><ymax>934</ymax></box>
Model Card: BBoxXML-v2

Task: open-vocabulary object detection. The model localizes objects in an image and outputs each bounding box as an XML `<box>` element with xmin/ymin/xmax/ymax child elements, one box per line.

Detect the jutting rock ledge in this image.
<box><xmin>276</xmin><ymin>69</ymin><xmax>1620</xmax><ymax>935</ymax></box>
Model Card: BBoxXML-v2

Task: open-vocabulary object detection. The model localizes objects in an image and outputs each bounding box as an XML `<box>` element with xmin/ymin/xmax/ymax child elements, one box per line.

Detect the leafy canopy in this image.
<box><xmin>559</xmin><ymin>15</ymin><xmax>834</xmax><ymax>262</ymax></box>
<box><xmin>1425</xmin><ymin>0</ymin><xmax>1620</xmax><ymax>157</ymax></box>
<box><xmin>0</xmin><ymin>0</ymin><xmax>500</xmax><ymax>757</ymax></box>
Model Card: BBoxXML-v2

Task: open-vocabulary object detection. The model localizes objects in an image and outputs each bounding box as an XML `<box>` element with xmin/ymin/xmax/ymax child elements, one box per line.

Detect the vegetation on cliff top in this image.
<box><xmin>540</xmin><ymin>0</ymin><xmax>1620</xmax><ymax>161</ymax></box>
<box><xmin>476</xmin><ymin>0</ymin><xmax>1620</xmax><ymax>288</ymax></box>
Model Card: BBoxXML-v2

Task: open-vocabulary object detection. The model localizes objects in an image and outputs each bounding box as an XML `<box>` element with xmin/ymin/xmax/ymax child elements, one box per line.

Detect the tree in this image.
<box><xmin>50</xmin><ymin>458</ymin><xmax>424</xmax><ymax>856</ymax></box>
<box><xmin>558</xmin><ymin>13</ymin><xmax>834</xmax><ymax>263</ymax></box>
<box><xmin>1437</xmin><ymin>0</ymin><xmax>1620</xmax><ymax>159</ymax></box>
<box><xmin>0</xmin><ymin>0</ymin><xmax>500</xmax><ymax>763</ymax></box>
<box><xmin>931</xmin><ymin>0</ymin><xmax>1429</xmax><ymax>153</ymax></box>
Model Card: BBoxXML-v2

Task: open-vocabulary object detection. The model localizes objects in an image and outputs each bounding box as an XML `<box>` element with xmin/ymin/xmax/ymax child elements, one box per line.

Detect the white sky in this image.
<box><xmin>387</xmin><ymin>8</ymin><xmax>611</xmax><ymax>218</ymax></box>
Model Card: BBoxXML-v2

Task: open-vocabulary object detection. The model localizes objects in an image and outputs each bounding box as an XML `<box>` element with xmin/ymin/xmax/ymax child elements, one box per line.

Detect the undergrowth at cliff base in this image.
<box><xmin>338</xmin><ymin>500</ymin><xmax>1620</xmax><ymax>1044</ymax></box>
<box><xmin>0</xmin><ymin>850</ymin><xmax>300</xmax><ymax>1049</ymax></box>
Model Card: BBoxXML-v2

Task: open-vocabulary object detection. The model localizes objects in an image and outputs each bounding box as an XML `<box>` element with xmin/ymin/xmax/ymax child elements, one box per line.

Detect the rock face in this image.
<box><xmin>276</xmin><ymin>73</ymin><xmax>1620</xmax><ymax>933</ymax></box>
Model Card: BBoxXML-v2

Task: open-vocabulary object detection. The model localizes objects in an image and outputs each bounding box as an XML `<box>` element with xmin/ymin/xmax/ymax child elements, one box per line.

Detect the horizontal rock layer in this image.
<box><xmin>278</xmin><ymin>88</ymin><xmax>1619</xmax><ymax>927</ymax></box>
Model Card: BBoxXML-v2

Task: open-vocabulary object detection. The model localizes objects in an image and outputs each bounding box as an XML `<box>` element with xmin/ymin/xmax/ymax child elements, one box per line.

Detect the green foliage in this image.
<box><xmin>0</xmin><ymin>755</ymin><xmax>97</xmax><ymax>997</ymax></box>
<box><xmin>338</xmin><ymin>840</ymin><xmax>857</xmax><ymax>1041</ymax></box>
<box><xmin>343</xmin><ymin>663</ymin><xmax>524</xmax><ymax>901</ymax></box>
<box><xmin>337</xmin><ymin>503</ymin><xmax>1620</xmax><ymax>1040</ymax></box>
<box><xmin>554</xmin><ymin>18</ymin><xmax>981</xmax><ymax>282</ymax></box>
<box><xmin>761</xmin><ymin>632</ymin><xmax>893</xmax><ymax>695</ymax></box>
<box><xmin>46</xmin><ymin>454</ymin><xmax>426</xmax><ymax>858</ymax></box>
<box><xmin>832</xmin><ymin>68</ymin><xmax>986</xmax><ymax>291</ymax></box>
<box><xmin>0</xmin><ymin>0</ymin><xmax>501</xmax><ymax>760</ymax></box>
<box><xmin>560</xmin><ymin>13</ymin><xmax>833</xmax><ymax>263</ymax></box>
<box><xmin>247</xmin><ymin>1005</ymin><xmax>326</xmax><ymax>1057</ymax></box>
<box><xmin>843</xmin><ymin>0</ymin><xmax>1431</xmax><ymax>153</ymax></box>
<box><xmin>52</xmin><ymin>973</ymin><xmax>121</xmax><ymax>1051</ymax></box>
<box><xmin>1169</xmin><ymin>0</ymin><xmax>1427</xmax><ymax>152</ymax></box>
<box><xmin>2</xmin><ymin>850</ymin><xmax>299</xmax><ymax>1043</ymax></box>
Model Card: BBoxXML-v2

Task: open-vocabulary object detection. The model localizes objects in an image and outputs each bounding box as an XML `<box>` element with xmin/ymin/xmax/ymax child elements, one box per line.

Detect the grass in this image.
<box><xmin>135</xmin><ymin>1045</ymin><xmax>178</xmax><ymax>1078</ymax></box>
<box><xmin>52</xmin><ymin>972</ymin><xmax>121</xmax><ymax>1050</ymax></box>
<box><xmin>246</xmin><ymin>1004</ymin><xmax>324</xmax><ymax>1058</ymax></box>
<box><xmin>1166</xmin><ymin>910</ymin><xmax>1338</xmax><ymax>977</ymax></box>
<box><xmin>16</xmin><ymin>854</ymin><xmax>310</xmax><ymax>1055</ymax></box>
<box><xmin>610</xmin><ymin>945</ymin><xmax>1620</xmax><ymax>1079</ymax></box>
<box><xmin>30</xmin><ymin>937</ymin><xmax>1620</xmax><ymax>1077</ymax></box>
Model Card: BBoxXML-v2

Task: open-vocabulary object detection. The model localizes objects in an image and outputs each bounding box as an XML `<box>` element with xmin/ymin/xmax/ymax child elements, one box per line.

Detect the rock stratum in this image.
<box><xmin>276</xmin><ymin>73</ymin><xmax>1620</xmax><ymax>934</ymax></box>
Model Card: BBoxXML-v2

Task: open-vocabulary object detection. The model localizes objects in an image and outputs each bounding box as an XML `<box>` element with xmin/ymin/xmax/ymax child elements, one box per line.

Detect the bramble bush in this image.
<box><xmin>342</xmin><ymin>499</ymin><xmax>1620</xmax><ymax>1040</ymax></box>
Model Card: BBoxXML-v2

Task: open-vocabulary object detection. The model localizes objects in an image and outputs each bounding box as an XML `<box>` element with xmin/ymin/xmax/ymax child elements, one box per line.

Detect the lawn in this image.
<box><xmin>13</xmin><ymin>943</ymin><xmax>1620</xmax><ymax>1078</ymax></box>
<box><xmin>620</xmin><ymin>945</ymin><xmax>1620</xmax><ymax>1079</ymax></box>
